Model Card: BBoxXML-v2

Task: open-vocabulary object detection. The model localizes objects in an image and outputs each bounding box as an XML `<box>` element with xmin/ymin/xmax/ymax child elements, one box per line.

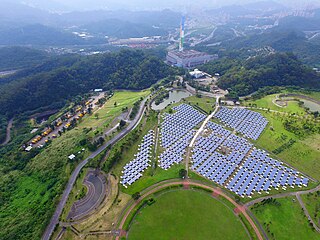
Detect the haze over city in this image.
<box><xmin>3</xmin><ymin>0</ymin><xmax>320</xmax><ymax>11</ymax></box>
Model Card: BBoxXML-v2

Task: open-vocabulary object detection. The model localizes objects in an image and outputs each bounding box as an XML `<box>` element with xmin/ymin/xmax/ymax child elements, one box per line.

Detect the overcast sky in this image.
<box><xmin>10</xmin><ymin>0</ymin><xmax>320</xmax><ymax>11</ymax></box>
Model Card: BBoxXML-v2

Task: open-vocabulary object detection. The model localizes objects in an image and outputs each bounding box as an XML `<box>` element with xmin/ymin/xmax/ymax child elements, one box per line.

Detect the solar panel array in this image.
<box><xmin>158</xmin><ymin>104</ymin><xmax>206</xmax><ymax>170</ymax></box>
<box><xmin>191</xmin><ymin>122</ymin><xmax>309</xmax><ymax>197</ymax></box>
<box><xmin>214</xmin><ymin>107</ymin><xmax>268</xmax><ymax>140</ymax></box>
<box><xmin>120</xmin><ymin>130</ymin><xmax>155</xmax><ymax>188</ymax></box>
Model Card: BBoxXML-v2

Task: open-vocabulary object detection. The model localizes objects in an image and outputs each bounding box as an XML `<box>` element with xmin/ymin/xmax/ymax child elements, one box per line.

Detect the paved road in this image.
<box><xmin>116</xmin><ymin>180</ymin><xmax>263</xmax><ymax>240</ymax></box>
<box><xmin>296</xmin><ymin>193</ymin><xmax>320</xmax><ymax>233</ymax></box>
<box><xmin>245</xmin><ymin>184</ymin><xmax>320</xmax><ymax>208</ymax></box>
<box><xmin>42</xmin><ymin>97</ymin><xmax>148</xmax><ymax>240</ymax></box>
<box><xmin>0</xmin><ymin>118</ymin><xmax>13</xmax><ymax>146</ymax></box>
<box><xmin>186</xmin><ymin>97</ymin><xmax>220</xmax><ymax>173</ymax></box>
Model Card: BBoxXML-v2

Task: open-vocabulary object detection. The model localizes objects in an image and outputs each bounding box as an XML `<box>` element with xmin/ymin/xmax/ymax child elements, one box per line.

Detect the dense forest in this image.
<box><xmin>0</xmin><ymin>49</ymin><xmax>175</xmax><ymax>117</ymax></box>
<box><xmin>0</xmin><ymin>46</ymin><xmax>50</xmax><ymax>71</ymax></box>
<box><xmin>196</xmin><ymin>29</ymin><xmax>320</xmax><ymax>67</ymax></box>
<box><xmin>201</xmin><ymin>53</ymin><xmax>320</xmax><ymax>97</ymax></box>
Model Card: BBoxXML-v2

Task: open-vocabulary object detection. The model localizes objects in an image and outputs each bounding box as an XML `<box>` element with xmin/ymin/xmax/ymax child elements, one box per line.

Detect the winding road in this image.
<box><xmin>42</xmin><ymin>97</ymin><xmax>148</xmax><ymax>240</ymax></box>
<box><xmin>0</xmin><ymin>118</ymin><xmax>13</xmax><ymax>146</ymax></box>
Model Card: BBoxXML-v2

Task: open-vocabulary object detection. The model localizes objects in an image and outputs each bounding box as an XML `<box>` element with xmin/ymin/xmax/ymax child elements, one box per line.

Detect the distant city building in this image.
<box><xmin>189</xmin><ymin>69</ymin><xmax>205</xmax><ymax>78</ymax></box>
<box><xmin>167</xmin><ymin>50</ymin><xmax>218</xmax><ymax>68</ymax></box>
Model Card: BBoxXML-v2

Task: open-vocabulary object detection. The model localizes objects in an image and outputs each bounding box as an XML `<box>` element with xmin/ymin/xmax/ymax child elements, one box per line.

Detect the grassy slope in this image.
<box><xmin>128</xmin><ymin>190</ymin><xmax>249</xmax><ymax>240</ymax></box>
<box><xmin>0</xmin><ymin>90</ymin><xmax>149</xmax><ymax>240</ymax></box>
<box><xmin>254</xmin><ymin>111</ymin><xmax>320</xmax><ymax>181</ymax></box>
<box><xmin>251</xmin><ymin>196</ymin><xmax>320</xmax><ymax>240</ymax></box>
<box><xmin>301</xmin><ymin>192</ymin><xmax>320</xmax><ymax>228</ymax></box>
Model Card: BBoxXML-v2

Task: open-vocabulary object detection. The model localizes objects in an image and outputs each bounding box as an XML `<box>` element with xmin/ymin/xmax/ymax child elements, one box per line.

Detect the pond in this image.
<box><xmin>302</xmin><ymin>99</ymin><xmax>320</xmax><ymax>112</ymax></box>
<box><xmin>151</xmin><ymin>90</ymin><xmax>192</xmax><ymax>110</ymax></box>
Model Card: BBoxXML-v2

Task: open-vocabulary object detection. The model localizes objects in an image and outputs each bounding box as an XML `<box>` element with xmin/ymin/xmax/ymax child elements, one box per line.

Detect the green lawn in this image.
<box><xmin>81</xmin><ymin>90</ymin><xmax>150</xmax><ymax>136</ymax></box>
<box><xmin>301</xmin><ymin>192</ymin><xmax>320</xmax><ymax>228</ymax></box>
<box><xmin>244</xmin><ymin>94</ymin><xmax>306</xmax><ymax>114</ymax></box>
<box><xmin>128</xmin><ymin>190</ymin><xmax>249</xmax><ymax>240</ymax></box>
<box><xmin>185</xmin><ymin>95</ymin><xmax>215</xmax><ymax>113</ymax></box>
<box><xmin>254</xmin><ymin>111</ymin><xmax>320</xmax><ymax>181</ymax></box>
<box><xmin>251</xmin><ymin>196</ymin><xmax>320</xmax><ymax>240</ymax></box>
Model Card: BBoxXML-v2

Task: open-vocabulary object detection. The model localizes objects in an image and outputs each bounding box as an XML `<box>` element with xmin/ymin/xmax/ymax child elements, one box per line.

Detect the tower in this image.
<box><xmin>179</xmin><ymin>15</ymin><xmax>185</xmax><ymax>52</ymax></box>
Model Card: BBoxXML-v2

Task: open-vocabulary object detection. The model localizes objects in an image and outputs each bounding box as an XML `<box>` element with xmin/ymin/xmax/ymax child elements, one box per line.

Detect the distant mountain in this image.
<box><xmin>277</xmin><ymin>16</ymin><xmax>320</xmax><ymax>31</ymax></box>
<box><xmin>0</xmin><ymin>1</ymin><xmax>51</xmax><ymax>25</ymax></box>
<box><xmin>59</xmin><ymin>9</ymin><xmax>181</xmax><ymax>28</ymax></box>
<box><xmin>83</xmin><ymin>19</ymin><xmax>167</xmax><ymax>38</ymax></box>
<box><xmin>0</xmin><ymin>24</ymin><xmax>86</xmax><ymax>46</ymax></box>
<box><xmin>244</xmin><ymin>1</ymin><xmax>287</xmax><ymax>11</ymax></box>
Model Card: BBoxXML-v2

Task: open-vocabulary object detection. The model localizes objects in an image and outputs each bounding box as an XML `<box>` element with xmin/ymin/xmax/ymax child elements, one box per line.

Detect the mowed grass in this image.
<box><xmin>301</xmin><ymin>192</ymin><xmax>320</xmax><ymax>228</ymax></box>
<box><xmin>128</xmin><ymin>190</ymin><xmax>249</xmax><ymax>240</ymax></box>
<box><xmin>251</xmin><ymin>196</ymin><xmax>320</xmax><ymax>240</ymax></box>
<box><xmin>254</xmin><ymin>111</ymin><xmax>320</xmax><ymax>181</ymax></box>
<box><xmin>80</xmin><ymin>90</ymin><xmax>150</xmax><ymax>134</ymax></box>
<box><xmin>244</xmin><ymin>94</ymin><xmax>306</xmax><ymax>114</ymax></box>
<box><xmin>185</xmin><ymin>95</ymin><xmax>215</xmax><ymax>113</ymax></box>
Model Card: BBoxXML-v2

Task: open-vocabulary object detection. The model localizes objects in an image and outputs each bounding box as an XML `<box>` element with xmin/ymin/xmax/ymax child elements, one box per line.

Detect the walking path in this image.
<box><xmin>186</xmin><ymin>97</ymin><xmax>220</xmax><ymax>173</ymax></box>
<box><xmin>245</xmin><ymin>183</ymin><xmax>320</xmax><ymax>233</ymax></box>
<box><xmin>0</xmin><ymin>117</ymin><xmax>13</xmax><ymax>146</ymax></box>
<box><xmin>116</xmin><ymin>179</ymin><xmax>264</xmax><ymax>240</ymax></box>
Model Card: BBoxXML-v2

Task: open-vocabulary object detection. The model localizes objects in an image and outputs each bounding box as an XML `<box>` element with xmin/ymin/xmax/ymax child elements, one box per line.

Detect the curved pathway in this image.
<box><xmin>116</xmin><ymin>180</ymin><xmax>264</xmax><ymax>240</ymax></box>
<box><xmin>0</xmin><ymin>118</ymin><xmax>13</xmax><ymax>146</ymax></box>
<box><xmin>42</xmin><ymin>97</ymin><xmax>148</xmax><ymax>240</ymax></box>
<box><xmin>245</xmin><ymin>183</ymin><xmax>320</xmax><ymax>233</ymax></box>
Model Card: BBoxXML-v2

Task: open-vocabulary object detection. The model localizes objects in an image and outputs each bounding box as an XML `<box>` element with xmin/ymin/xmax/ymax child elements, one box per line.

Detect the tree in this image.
<box><xmin>132</xmin><ymin>192</ymin><xmax>141</xmax><ymax>200</ymax></box>
<box><xmin>179</xmin><ymin>169</ymin><xmax>187</xmax><ymax>179</ymax></box>
<box><xmin>119</xmin><ymin>119</ymin><xmax>126</xmax><ymax>128</ymax></box>
<box><xmin>94</xmin><ymin>113</ymin><xmax>99</xmax><ymax>119</ymax></box>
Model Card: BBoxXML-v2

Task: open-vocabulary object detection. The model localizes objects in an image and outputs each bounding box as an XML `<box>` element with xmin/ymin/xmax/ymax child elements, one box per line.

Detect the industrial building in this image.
<box><xmin>167</xmin><ymin>50</ymin><xmax>217</xmax><ymax>68</ymax></box>
<box><xmin>166</xmin><ymin>16</ymin><xmax>218</xmax><ymax>68</ymax></box>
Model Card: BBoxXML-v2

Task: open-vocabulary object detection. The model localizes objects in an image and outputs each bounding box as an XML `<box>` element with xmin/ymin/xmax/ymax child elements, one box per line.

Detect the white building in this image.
<box><xmin>189</xmin><ymin>69</ymin><xmax>205</xmax><ymax>79</ymax></box>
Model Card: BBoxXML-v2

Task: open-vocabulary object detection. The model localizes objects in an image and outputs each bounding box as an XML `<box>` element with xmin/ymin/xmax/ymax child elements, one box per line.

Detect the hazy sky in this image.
<box><xmin>11</xmin><ymin>0</ymin><xmax>320</xmax><ymax>11</ymax></box>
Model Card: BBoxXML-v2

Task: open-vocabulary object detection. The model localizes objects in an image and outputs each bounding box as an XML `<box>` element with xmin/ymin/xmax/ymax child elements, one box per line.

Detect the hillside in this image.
<box><xmin>201</xmin><ymin>53</ymin><xmax>320</xmax><ymax>96</ymax></box>
<box><xmin>82</xmin><ymin>19</ymin><xmax>167</xmax><ymax>38</ymax></box>
<box><xmin>0</xmin><ymin>46</ymin><xmax>50</xmax><ymax>72</ymax></box>
<box><xmin>0</xmin><ymin>49</ymin><xmax>174</xmax><ymax>117</ymax></box>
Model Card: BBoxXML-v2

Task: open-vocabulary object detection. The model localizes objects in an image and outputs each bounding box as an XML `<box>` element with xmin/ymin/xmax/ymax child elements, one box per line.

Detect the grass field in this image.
<box><xmin>251</xmin><ymin>196</ymin><xmax>320</xmax><ymax>240</ymax></box>
<box><xmin>244</xmin><ymin>94</ymin><xmax>306</xmax><ymax>114</ymax></box>
<box><xmin>301</xmin><ymin>192</ymin><xmax>320</xmax><ymax>228</ymax></box>
<box><xmin>185</xmin><ymin>95</ymin><xmax>215</xmax><ymax>113</ymax></box>
<box><xmin>81</xmin><ymin>90</ymin><xmax>150</xmax><ymax>137</ymax></box>
<box><xmin>128</xmin><ymin>190</ymin><xmax>249</xmax><ymax>240</ymax></box>
<box><xmin>254</xmin><ymin>111</ymin><xmax>320</xmax><ymax>181</ymax></box>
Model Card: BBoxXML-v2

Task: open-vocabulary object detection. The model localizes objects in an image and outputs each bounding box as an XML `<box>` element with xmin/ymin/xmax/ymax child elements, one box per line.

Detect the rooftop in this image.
<box><xmin>169</xmin><ymin>50</ymin><xmax>211</xmax><ymax>59</ymax></box>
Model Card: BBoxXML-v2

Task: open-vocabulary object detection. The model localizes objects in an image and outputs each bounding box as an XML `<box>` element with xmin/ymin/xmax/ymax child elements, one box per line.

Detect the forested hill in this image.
<box><xmin>0</xmin><ymin>50</ymin><xmax>174</xmax><ymax>117</ymax></box>
<box><xmin>201</xmin><ymin>53</ymin><xmax>320</xmax><ymax>96</ymax></box>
